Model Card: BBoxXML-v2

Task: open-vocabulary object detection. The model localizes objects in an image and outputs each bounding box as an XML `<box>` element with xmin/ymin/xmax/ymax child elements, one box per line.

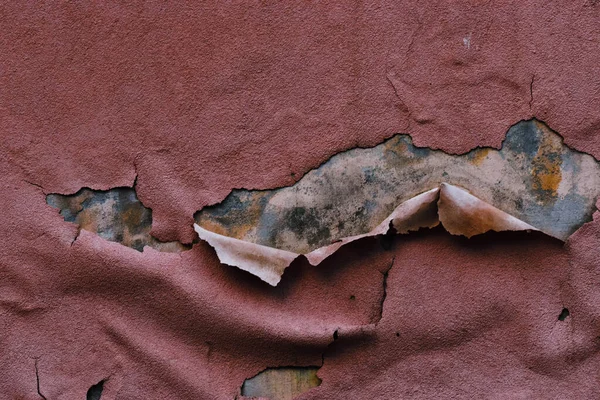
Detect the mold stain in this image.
<box><xmin>284</xmin><ymin>206</ymin><xmax>332</xmax><ymax>248</ymax></box>
<box><xmin>195</xmin><ymin>190</ymin><xmax>271</xmax><ymax>240</ymax></box>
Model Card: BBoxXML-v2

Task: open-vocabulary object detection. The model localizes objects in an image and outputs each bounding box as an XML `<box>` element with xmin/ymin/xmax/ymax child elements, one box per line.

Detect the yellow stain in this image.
<box><xmin>470</xmin><ymin>148</ymin><xmax>490</xmax><ymax>166</ymax></box>
<box><xmin>531</xmin><ymin>126</ymin><xmax>562</xmax><ymax>198</ymax></box>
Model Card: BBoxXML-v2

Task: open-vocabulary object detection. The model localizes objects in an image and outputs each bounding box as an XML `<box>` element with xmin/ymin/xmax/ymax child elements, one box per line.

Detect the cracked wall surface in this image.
<box><xmin>50</xmin><ymin>121</ymin><xmax>600</xmax><ymax>287</ymax></box>
<box><xmin>3</xmin><ymin>1</ymin><xmax>600</xmax><ymax>399</ymax></box>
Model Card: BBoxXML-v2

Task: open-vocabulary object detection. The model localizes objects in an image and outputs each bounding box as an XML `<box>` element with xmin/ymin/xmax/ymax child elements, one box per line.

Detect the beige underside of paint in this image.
<box><xmin>195</xmin><ymin>184</ymin><xmax>538</xmax><ymax>286</ymax></box>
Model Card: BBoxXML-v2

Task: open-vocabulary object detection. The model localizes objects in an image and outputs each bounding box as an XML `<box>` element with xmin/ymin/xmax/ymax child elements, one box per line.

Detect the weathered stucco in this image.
<box><xmin>3</xmin><ymin>1</ymin><xmax>600</xmax><ymax>399</ymax></box>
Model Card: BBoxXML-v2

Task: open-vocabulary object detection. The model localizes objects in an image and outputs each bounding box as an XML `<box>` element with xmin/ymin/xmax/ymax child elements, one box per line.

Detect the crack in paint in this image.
<box><xmin>25</xmin><ymin>180</ymin><xmax>46</xmax><ymax>194</ymax></box>
<box><xmin>529</xmin><ymin>75</ymin><xmax>535</xmax><ymax>109</ymax></box>
<box><xmin>34</xmin><ymin>358</ymin><xmax>47</xmax><ymax>400</ymax></box>
<box><xmin>377</xmin><ymin>256</ymin><xmax>395</xmax><ymax>324</ymax></box>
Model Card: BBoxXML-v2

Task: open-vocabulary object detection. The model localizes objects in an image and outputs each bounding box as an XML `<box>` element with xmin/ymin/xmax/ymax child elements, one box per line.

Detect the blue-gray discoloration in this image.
<box><xmin>502</xmin><ymin>120</ymin><xmax>542</xmax><ymax>157</ymax></box>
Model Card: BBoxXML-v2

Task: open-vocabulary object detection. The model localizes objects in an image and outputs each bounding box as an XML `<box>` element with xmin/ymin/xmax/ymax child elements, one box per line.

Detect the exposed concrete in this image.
<box><xmin>197</xmin><ymin>120</ymin><xmax>600</xmax><ymax>251</ymax></box>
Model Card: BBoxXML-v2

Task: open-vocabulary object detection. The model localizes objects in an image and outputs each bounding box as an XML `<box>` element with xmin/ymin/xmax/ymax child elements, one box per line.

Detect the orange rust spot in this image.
<box><xmin>533</xmin><ymin>161</ymin><xmax>561</xmax><ymax>192</ymax></box>
<box><xmin>531</xmin><ymin>127</ymin><xmax>562</xmax><ymax>199</ymax></box>
<box><xmin>229</xmin><ymin>222</ymin><xmax>257</xmax><ymax>239</ymax></box>
<box><xmin>197</xmin><ymin>219</ymin><xmax>227</xmax><ymax>236</ymax></box>
<box><xmin>383</xmin><ymin>137</ymin><xmax>408</xmax><ymax>161</ymax></box>
<box><xmin>470</xmin><ymin>148</ymin><xmax>490</xmax><ymax>166</ymax></box>
<box><xmin>122</xmin><ymin>206</ymin><xmax>143</xmax><ymax>226</ymax></box>
<box><xmin>77</xmin><ymin>208</ymin><xmax>100</xmax><ymax>233</ymax></box>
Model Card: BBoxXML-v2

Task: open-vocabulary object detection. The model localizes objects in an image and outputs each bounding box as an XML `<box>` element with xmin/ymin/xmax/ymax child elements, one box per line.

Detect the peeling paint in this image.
<box><xmin>43</xmin><ymin>120</ymin><xmax>599</xmax><ymax>287</ymax></box>
<box><xmin>47</xmin><ymin>187</ymin><xmax>189</xmax><ymax>252</ymax></box>
<box><xmin>4</xmin><ymin>1</ymin><xmax>600</xmax><ymax>399</ymax></box>
<box><xmin>196</xmin><ymin>120</ymin><xmax>600</xmax><ymax>254</ymax></box>
<box><xmin>195</xmin><ymin>184</ymin><xmax>539</xmax><ymax>285</ymax></box>
<box><xmin>193</xmin><ymin>120</ymin><xmax>600</xmax><ymax>284</ymax></box>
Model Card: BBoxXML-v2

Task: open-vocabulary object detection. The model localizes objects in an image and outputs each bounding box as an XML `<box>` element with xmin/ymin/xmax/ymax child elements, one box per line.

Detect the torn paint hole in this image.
<box><xmin>86</xmin><ymin>379</ymin><xmax>105</xmax><ymax>400</ymax></box>
<box><xmin>240</xmin><ymin>367</ymin><xmax>321</xmax><ymax>400</ymax></box>
<box><xmin>47</xmin><ymin>187</ymin><xmax>190</xmax><ymax>252</ymax></box>
<box><xmin>558</xmin><ymin>308</ymin><xmax>570</xmax><ymax>321</ymax></box>
<box><xmin>194</xmin><ymin>119</ymin><xmax>600</xmax><ymax>285</ymax></box>
<box><xmin>197</xmin><ymin>119</ymin><xmax>600</xmax><ymax>247</ymax></box>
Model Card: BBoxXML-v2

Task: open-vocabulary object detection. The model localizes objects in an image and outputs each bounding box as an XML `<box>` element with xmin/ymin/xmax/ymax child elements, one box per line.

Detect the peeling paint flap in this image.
<box><xmin>194</xmin><ymin>224</ymin><xmax>298</xmax><ymax>286</ymax></box>
<box><xmin>438</xmin><ymin>183</ymin><xmax>537</xmax><ymax>238</ymax></box>
<box><xmin>195</xmin><ymin>184</ymin><xmax>539</xmax><ymax>286</ymax></box>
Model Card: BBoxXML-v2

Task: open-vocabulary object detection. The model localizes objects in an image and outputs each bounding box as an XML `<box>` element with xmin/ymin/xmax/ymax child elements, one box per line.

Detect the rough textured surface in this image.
<box><xmin>3</xmin><ymin>1</ymin><xmax>600</xmax><ymax>399</ymax></box>
<box><xmin>302</xmin><ymin>228</ymin><xmax>600</xmax><ymax>399</ymax></box>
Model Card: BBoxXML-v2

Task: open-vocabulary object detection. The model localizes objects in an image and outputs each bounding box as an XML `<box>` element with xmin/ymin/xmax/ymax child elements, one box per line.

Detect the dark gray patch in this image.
<box><xmin>558</xmin><ymin>308</ymin><xmax>570</xmax><ymax>321</ymax></box>
<box><xmin>86</xmin><ymin>380</ymin><xmax>104</xmax><ymax>400</ymax></box>
<box><xmin>502</xmin><ymin>120</ymin><xmax>542</xmax><ymax>157</ymax></box>
<box><xmin>285</xmin><ymin>207</ymin><xmax>332</xmax><ymax>248</ymax></box>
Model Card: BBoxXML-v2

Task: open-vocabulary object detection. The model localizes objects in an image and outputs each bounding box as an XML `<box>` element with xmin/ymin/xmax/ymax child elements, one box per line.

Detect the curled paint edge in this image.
<box><xmin>194</xmin><ymin>224</ymin><xmax>298</xmax><ymax>286</ymax></box>
<box><xmin>438</xmin><ymin>183</ymin><xmax>538</xmax><ymax>238</ymax></box>
<box><xmin>194</xmin><ymin>184</ymin><xmax>541</xmax><ymax>286</ymax></box>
